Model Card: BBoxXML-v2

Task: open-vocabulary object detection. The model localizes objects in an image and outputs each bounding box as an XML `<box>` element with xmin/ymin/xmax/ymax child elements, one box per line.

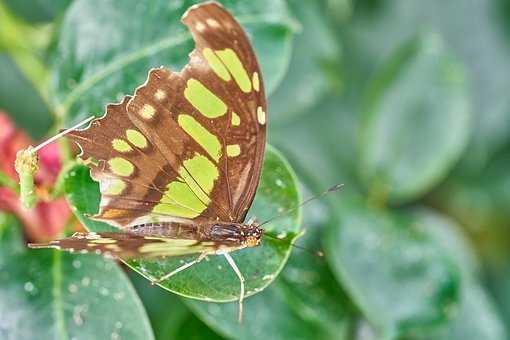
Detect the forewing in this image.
<box><xmin>67</xmin><ymin>2</ymin><xmax>266</xmax><ymax>228</ymax></box>
<box><xmin>28</xmin><ymin>232</ymin><xmax>220</xmax><ymax>259</ymax></box>
<box><xmin>181</xmin><ymin>2</ymin><xmax>267</xmax><ymax>221</ymax></box>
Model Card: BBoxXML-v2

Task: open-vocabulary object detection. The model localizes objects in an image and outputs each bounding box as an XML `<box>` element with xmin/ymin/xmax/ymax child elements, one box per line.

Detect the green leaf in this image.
<box><xmin>0</xmin><ymin>53</ymin><xmax>53</xmax><ymax>139</ymax></box>
<box><xmin>131</xmin><ymin>270</ymin><xmax>227</xmax><ymax>339</ymax></box>
<box><xmin>65</xmin><ymin>145</ymin><xmax>301</xmax><ymax>302</ymax></box>
<box><xmin>409</xmin><ymin>208</ymin><xmax>506</xmax><ymax>340</ymax></box>
<box><xmin>186</xmin><ymin>198</ymin><xmax>354</xmax><ymax>338</ymax></box>
<box><xmin>2</xmin><ymin>0</ymin><xmax>72</xmax><ymax>23</ymax></box>
<box><xmin>324</xmin><ymin>198</ymin><xmax>460</xmax><ymax>339</ymax></box>
<box><xmin>435</xmin><ymin>282</ymin><xmax>506</xmax><ymax>340</ymax></box>
<box><xmin>52</xmin><ymin>0</ymin><xmax>296</xmax><ymax>124</ymax></box>
<box><xmin>269</xmin><ymin>0</ymin><xmax>340</xmax><ymax>123</ymax></box>
<box><xmin>410</xmin><ymin>208</ymin><xmax>479</xmax><ymax>279</ymax></box>
<box><xmin>345</xmin><ymin>0</ymin><xmax>510</xmax><ymax>170</ymax></box>
<box><xmin>0</xmin><ymin>213</ymin><xmax>154</xmax><ymax>340</ymax></box>
<box><xmin>359</xmin><ymin>33</ymin><xmax>470</xmax><ymax>203</ymax></box>
<box><xmin>130</xmin><ymin>268</ymin><xmax>229</xmax><ymax>340</ymax></box>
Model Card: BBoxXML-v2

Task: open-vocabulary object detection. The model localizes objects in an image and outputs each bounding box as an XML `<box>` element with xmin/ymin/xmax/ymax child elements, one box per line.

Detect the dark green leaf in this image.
<box><xmin>0</xmin><ymin>53</ymin><xmax>53</xmax><ymax>139</ymax></box>
<box><xmin>360</xmin><ymin>33</ymin><xmax>470</xmax><ymax>203</ymax></box>
<box><xmin>173</xmin><ymin>313</ymin><xmax>226</xmax><ymax>340</ymax></box>
<box><xmin>324</xmin><ymin>198</ymin><xmax>460</xmax><ymax>338</ymax></box>
<box><xmin>0</xmin><ymin>213</ymin><xmax>154</xmax><ymax>340</ymax></box>
<box><xmin>3</xmin><ymin>0</ymin><xmax>72</xmax><ymax>23</ymax></box>
<box><xmin>52</xmin><ymin>0</ymin><xmax>296</xmax><ymax>124</ymax></box>
<box><xmin>65</xmin><ymin>145</ymin><xmax>301</xmax><ymax>302</ymax></box>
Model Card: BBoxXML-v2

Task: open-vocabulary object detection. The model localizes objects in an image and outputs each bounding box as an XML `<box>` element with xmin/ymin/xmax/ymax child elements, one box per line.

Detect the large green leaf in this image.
<box><xmin>0</xmin><ymin>53</ymin><xmax>53</xmax><ymax>139</ymax></box>
<box><xmin>325</xmin><ymin>198</ymin><xmax>460</xmax><ymax>339</ymax></box>
<box><xmin>0</xmin><ymin>213</ymin><xmax>154</xmax><ymax>340</ymax></box>
<box><xmin>65</xmin><ymin>145</ymin><xmax>301</xmax><ymax>302</ymax></box>
<box><xmin>359</xmin><ymin>33</ymin><xmax>470</xmax><ymax>203</ymax></box>
<box><xmin>52</xmin><ymin>0</ymin><xmax>296</xmax><ymax>124</ymax></box>
<box><xmin>187</xmin><ymin>199</ymin><xmax>354</xmax><ymax>339</ymax></box>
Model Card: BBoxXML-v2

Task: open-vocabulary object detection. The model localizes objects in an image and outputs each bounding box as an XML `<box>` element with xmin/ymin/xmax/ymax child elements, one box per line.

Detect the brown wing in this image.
<box><xmin>67</xmin><ymin>2</ymin><xmax>266</xmax><ymax>228</ymax></box>
<box><xmin>28</xmin><ymin>232</ymin><xmax>222</xmax><ymax>259</ymax></box>
<box><xmin>180</xmin><ymin>1</ymin><xmax>267</xmax><ymax>221</ymax></box>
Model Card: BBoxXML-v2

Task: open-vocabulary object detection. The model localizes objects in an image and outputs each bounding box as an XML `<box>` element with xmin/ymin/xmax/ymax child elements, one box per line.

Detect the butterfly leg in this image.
<box><xmin>153</xmin><ymin>252</ymin><xmax>208</xmax><ymax>284</ymax></box>
<box><xmin>223</xmin><ymin>252</ymin><xmax>245</xmax><ymax>323</ymax></box>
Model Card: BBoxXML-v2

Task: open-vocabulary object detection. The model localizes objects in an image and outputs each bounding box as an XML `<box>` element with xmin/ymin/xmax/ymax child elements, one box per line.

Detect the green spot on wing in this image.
<box><xmin>178</xmin><ymin>114</ymin><xmax>222</xmax><ymax>162</ymax></box>
<box><xmin>216</xmin><ymin>48</ymin><xmax>252</xmax><ymax>93</ymax></box>
<box><xmin>184</xmin><ymin>79</ymin><xmax>227</xmax><ymax>118</ymax></box>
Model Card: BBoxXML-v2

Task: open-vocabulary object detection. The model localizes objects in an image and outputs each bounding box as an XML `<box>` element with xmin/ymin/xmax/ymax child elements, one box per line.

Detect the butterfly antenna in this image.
<box><xmin>263</xmin><ymin>233</ymin><xmax>324</xmax><ymax>257</ymax></box>
<box><xmin>258</xmin><ymin>183</ymin><xmax>344</xmax><ymax>227</ymax></box>
<box><xmin>32</xmin><ymin>116</ymin><xmax>95</xmax><ymax>153</ymax></box>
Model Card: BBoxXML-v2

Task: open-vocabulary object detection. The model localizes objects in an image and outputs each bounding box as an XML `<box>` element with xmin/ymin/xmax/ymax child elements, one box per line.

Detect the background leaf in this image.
<box><xmin>409</xmin><ymin>208</ymin><xmax>506</xmax><ymax>340</ymax></box>
<box><xmin>344</xmin><ymin>0</ymin><xmax>510</xmax><ymax>170</ymax></box>
<box><xmin>359</xmin><ymin>33</ymin><xmax>470</xmax><ymax>203</ymax></box>
<box><xmin>325</xmin><ymin>197</ymin><xmax>460</xmax><ymax>338</ymax></box>
<box><xmin>129</xmin><ymin>272</ymin><xmax>227</xmax><ymax>340</ymax></box>
<box><xmin>65</xmin><ymin>145</ymin><xmax>301</xmax><ymax>302</ymax></box>
<box><xmin>0</xmin><ymin>53</ymin><xmax>53</xmax><ymax>139</ymax></box>
<box><xmin>52</xmin><ymin>0</ymin><xmax>297</xmax><ymax>124</ymax></box>
<box><xmin>0</xmin><ymin>213</ymin><xmax>154</xmax><ymax>340</ymax></box>
<box><xmin>269</xmin><ymin>0</ymin><xmax>340</xmax><ymax>123</ymax></box>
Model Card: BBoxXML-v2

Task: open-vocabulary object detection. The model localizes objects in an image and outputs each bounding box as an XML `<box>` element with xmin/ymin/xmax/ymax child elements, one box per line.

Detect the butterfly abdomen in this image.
<box><xmin>127</xmin><ymin>221</ymin><xmax>263</xmax><ymax>248</ymax></box>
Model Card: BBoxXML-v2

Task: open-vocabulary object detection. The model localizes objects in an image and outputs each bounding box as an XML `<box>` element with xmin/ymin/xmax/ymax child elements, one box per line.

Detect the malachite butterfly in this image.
<box><xmin>29</xmin><ymin>1</ymin><xmax>270</xmax><ymax>321</ymax></box>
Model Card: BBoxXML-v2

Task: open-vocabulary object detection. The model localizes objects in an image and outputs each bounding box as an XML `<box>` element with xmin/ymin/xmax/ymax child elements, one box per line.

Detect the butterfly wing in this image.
<box><xmin>67</xmin><ymin>2</ymin><xmax>266</xmax><ymax>228</ymax></box>
<box><xmin>29</xmin><ymin>232</ymin><xmax>222</xmax><ymax>259</ymax></box>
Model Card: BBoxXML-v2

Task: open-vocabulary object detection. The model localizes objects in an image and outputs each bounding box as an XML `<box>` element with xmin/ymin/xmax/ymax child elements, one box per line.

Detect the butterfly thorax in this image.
<box><xmin>127</xmin><ymin>221</ymin><xmax>264</xmax><ymax>249</ymax></box>
<box><xmin>209</xmin><ymin>222</ymin><xmax>264</xmax><ymax>248</ymax></box>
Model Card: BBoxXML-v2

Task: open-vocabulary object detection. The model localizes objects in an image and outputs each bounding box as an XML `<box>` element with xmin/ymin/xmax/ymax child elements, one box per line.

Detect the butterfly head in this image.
<box><xmin>243</xmin><ymin>222</ymin><xmax>264</xmax><ymax>248</ymax></box>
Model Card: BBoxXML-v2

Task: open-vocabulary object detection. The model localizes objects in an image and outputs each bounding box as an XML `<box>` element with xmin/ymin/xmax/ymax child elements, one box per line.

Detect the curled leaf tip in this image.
<box><xmin>14</xmin><ymin>146</ymin><xmax>39</xmax><ymax>208</ymax></box>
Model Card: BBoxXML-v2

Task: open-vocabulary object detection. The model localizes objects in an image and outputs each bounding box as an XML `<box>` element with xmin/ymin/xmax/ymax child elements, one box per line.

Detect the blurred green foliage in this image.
<box><xmin>1</xmin><ymin>0</ymin><xmax>510</xmax><ymax>339</ymax></box>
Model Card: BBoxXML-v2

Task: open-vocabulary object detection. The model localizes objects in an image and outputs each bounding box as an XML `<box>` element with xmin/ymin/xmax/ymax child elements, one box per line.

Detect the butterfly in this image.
<box><xmin>29</xmin><ymin>1</ymin><xmax>268</xmax><ymax>321</ymax></box>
